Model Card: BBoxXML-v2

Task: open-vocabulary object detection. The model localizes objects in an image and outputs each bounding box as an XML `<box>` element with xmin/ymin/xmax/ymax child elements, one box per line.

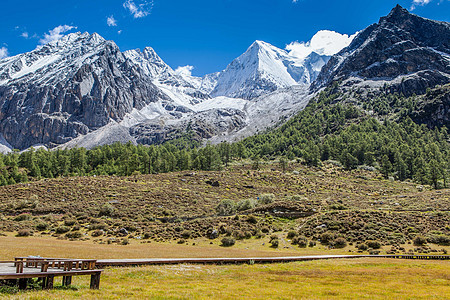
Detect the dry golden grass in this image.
<box><xmin>1</xmin><ymin>258</ymin><xmax>449</xmax><ymax>299</ymax></box>
<box><xmin>0</xmin><ymin>235</ymin><xmax>362</xmax><ymax>260</ymax></box>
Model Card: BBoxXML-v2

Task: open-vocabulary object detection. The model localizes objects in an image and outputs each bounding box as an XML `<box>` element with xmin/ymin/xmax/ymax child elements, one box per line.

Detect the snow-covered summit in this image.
<box><xmin>209</xmin><ymin>38</ymin><xmax>335</xmax><ymax>99</ymax></box>
<box><xmin>0</xmin><ymin>32</ymin><xmax>113</xmax><ymax>86</ymax></box>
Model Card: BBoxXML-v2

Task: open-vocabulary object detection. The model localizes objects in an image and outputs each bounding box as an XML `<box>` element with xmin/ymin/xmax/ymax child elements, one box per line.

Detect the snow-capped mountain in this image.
<box><xmin>0</xmin><ymin>32</ymin><xmax>167</xmax><ymax>150</ymax></box>
<box><xmin>209</xmin><ymin>40</ymin><xmax>324</xmax><ymax>100</ymax></box>
<box><xmin>208</xmin><ymin>30</ymin><xmax>356</xmax><ymax>100</ymax></box>
<box><xmin>124</xmin><ymin>47</ymin><xmax>212</xmax><ymax>107</ymax></box>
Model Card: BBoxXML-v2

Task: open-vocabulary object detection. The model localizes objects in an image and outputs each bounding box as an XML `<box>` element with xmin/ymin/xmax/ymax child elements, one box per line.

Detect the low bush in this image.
<box><xmin>236</xmin><ymin>199</ymin><xmax>256</xmax><ymax>211</ymax></box>
<box><xmin>270</xmin><ymin>234</ymin><xmax>279</xmax><ymax>248</ymax></box>
<box><xmin>427</xmin><ymin>234</ymin><xmax>450</xmax><ymax>246</ymax></box>
<box><xmin>91</xmin><ymin>229</ymin><xmax>104</xmax><ymax>237</ymax></box>
<box><xmin>55</xmin><ymin>226</ymin><xmax>71</xmax><ymax>234</ymax></box>
<box><xmin>287</xmin><ymin>230</ymin><xmax>298</xmax><ymax>239</ymax></box>
<box><xmin>221</xmin><ymin>237</ymin><xmax>236</xmax><ymax>247</ymax></box>
<box><xmin>66</xmin><ymin>231</ymin><xmax>83</xmax><ymax>239</ymax></box>
<box><xmin>216</xmin><ymin>199</ymin><xmax>236</xmax><ymax>216</ymax></box>
<box><xmin>366</xmin><ymin>240</ymin><xmax>381</xmax><ymax>249</ymax></box>
<box><xmin>258</xmin><ymin>194</ymin><xmax>275</xmax><ymax>205</ymax></box>
<box><xmin>64</xmin><ymin>219</ymin><xmax>77</xmax><ymax>226</ymax></box>
<box><xmin>413</xmin><ymin>235</ymin><xmax>427</xmax><ymax>246</ymax></box>
<box><xmin>320</xmin><ymin>232</ymin><xmax>335</xmax><ymax>245</ymax></box>
<box><xmin>358</xmin><ymin>243</ymin><xmax>369</xmax><ymax>251</ymax></box>
<box><xmin>14</xmin><ymin>213</ymin><xmax>31</xmax><ymax>222</ymax></box>
<box><xmin>334</xmin><ymin>237</ymin><xmax>347</xmax><ymax>248</ymax></box>
<box><xmin>292</xmin><ymin>236</ymin><xmax>308</xmax><ymax>248</ymax></box>
<box><xmin>16</xmin><ymin>229</ymin><xmax>32</xmax><ymax>237</ymax></box>
<box><xmin>99</xmin><ymin>204</ymin><xmax>115</xmax><ymax>217</ymax></box>
<box><xmin>35</xmin><ymin>222</ymin><xmax>48</xmax><ymax>231</ymax></box>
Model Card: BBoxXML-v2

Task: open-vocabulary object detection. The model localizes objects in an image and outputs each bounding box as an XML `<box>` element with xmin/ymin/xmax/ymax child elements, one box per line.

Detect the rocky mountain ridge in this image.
<box><xmin>314</xmin><ymin>5</ymin><xmax>450</xmax><ymax>96</ymax></box>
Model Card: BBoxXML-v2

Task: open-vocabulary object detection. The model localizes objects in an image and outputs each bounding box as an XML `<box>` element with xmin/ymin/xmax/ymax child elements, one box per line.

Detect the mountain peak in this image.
<box><xmin>384</xmin><ymin>4</ymin><xmax>411</xmax><ymax>22</ymax></box>
<box><xmin>388</xmin><ymin>4</ymin><xmax>409</xmax><ymax>17</ymax></box>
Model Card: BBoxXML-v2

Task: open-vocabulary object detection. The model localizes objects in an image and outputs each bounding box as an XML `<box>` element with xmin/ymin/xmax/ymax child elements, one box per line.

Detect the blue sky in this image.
<box><xmin>0</xmin><ymin>0</ymin><xmax>449</xmax><ymax>76</ymax></box>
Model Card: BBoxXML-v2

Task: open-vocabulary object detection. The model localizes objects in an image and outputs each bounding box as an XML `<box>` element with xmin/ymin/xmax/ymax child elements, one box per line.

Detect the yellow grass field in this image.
<box><xmin>0</xmin><ymin>235</ymin><xmax>357</xmax><ymax>260</ymax></box>
<box><xmin>1</xmin><ymin>258</ymin><xmax>448</xmax><ymax>299</ymax></box>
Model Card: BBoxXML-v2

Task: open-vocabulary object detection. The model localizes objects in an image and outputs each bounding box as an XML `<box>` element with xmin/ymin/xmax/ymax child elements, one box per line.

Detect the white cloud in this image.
<box><xmin>39</xmin><ymin>25</ymin><xmax>77</xmax><ymax>45</ymax></box>
<box><xmin>286</xmin><ymin>30</ymin><xmax>357</xmax><ymax>60</ymax></box>
<box><xmin>0</xmin><ymin>47</ymin><xmax>8</xmax><ymax>59</ymax></box>
<box><xmin>175</xmin><ymin>65</ymin><xmax>194</xmax><ymax>77</ymax></box>
<box><xmin>118</xmin><ymin>30</ymin><xmax>123</xmax><ymax>35</ymax></box>
<box><xmin>123</xmin><ymin>0</ymin><xmax>153</xmax><ymax>18</ymax></box>
<box><xmin>107</xmin><ymin>16</ymin><xmax>117</xmax><ymax>27</ymax></box>
<box><xmin>21</xmin><ymin>32</ymin><xmax>29</xmax><ymax>38</ymax></box>
<box><xmin>411</xmin><ymin>0</ymin><xmax>433</xmax><ymax>10</ymax></box>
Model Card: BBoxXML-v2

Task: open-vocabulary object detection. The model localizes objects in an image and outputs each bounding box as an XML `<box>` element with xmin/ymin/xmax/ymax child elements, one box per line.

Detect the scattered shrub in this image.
<box><xmin>181</xmin><ymin>230</ymin><xmax>191</xmax><ymax>239</ymax></box>
<box><xmin>91</xmin><ymin>230</ymin><xmax>104</xmax><ymax>237</ymax></box>
<box><xmin>334</xmin><ymin>237</ymin><xmax>347</xmax><ymax>248</ymax></box>
<box><xmin>64</xmin><ymin>219</ymin><xmax>77</xmax><ymax>226</ymax></box>
<box><xmin>320</xmin><ymin>232</ymin><xmax>335</xmax><ymax>245</ymax></box>
<box><xmin>427</xmin><ymin>234</ymin><xmax>450</xmax><ymax>246</ymax></box>
<box><xmin>35</xmin><ymin>222</ymin><xmax>48</xmax><ymax>231</ymax></box>
<box><xmin>292</xmin><ymin>236</ymin><xmax>308</xmax><ymax>248</ymax></box>
<box><xmin>121</xmin><ymin>238</ymin><xmax>129</xmax><ymax>245</ymax></box>
<box><xmin>99</xmin><ymin>204</ymin><xmax>115</xmax><ymax>217</ymax></box>
<box><xmin>366</xmin><ymin>240</ymin><xmax>381</xmax><ymax>249</ymax></box>
<box><xmin>66</xmin><ymin>231</ymin><xmax>83</xmax><ymax>239</ymax></box>
<box><xmin>258</xmin><ymin>194</ymin><xmax>275</xmax><ymax>205</ymax></box>
<box><xmin>358</xmin><ymin>243</ymin><xmax>369</xmax><ymax>251</ymax></box>
<box><xmin>55</xmin><ymin>226</ymin><xmax>71</xmax><ymax>234</ymax></box>
<box><xmin>287</xmin><ymin>230</ymin><xmax>298</xmax><ymax>239</ymax></box>
<box><xmin>255</xmin><ymin>230</ymin><xmax>265</xmax><ymax>239</ymax></box>
<box><xmin>14</xmin><ymin>213</ymin><xmax>31</xmax><ymax>222</ymax></box>
<box><xmin>216</xmin><ymin>199</ymin><xmax>236</xmax><ymax>216</ymax></box>
<box><xmin>221</xmin><ymin>237</ymin><xmax>236</xmax><ymax>247</ymax></box>
<box><xmin>236</xmin><ymin>199</ymin><xmax>256</xmax><ymax>211</ymax></box>
<box><xmin>413</xmin><ymin>235</ymin><xmax>427</xmax><ymax>246</ymax></box>
<box><xmin>16</xmin><ymin>229</ymin><xmax>32</xmax><ymax>237</ymax></box>
<box><xmin>246</xmin><ymin>215</ymin><xmax>258</xmax><ymax>224</ymax></box>
<box><xmin>270</xmin><ymin>234</ymin><xmax>279</xmax><ymax>248</ymax></box>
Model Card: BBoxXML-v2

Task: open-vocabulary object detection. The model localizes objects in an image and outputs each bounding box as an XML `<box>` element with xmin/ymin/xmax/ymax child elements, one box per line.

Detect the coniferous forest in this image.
<box><xmin>0</xmin><ymin>88</ymin><xmax>448</xmax><ymax>189</ymax></box>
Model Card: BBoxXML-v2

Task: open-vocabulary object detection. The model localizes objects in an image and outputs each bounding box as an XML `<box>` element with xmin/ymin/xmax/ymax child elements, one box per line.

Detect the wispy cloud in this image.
<box><xmin>0</xmin><ymin>47</ymin><xmax>8</xmax><ymax>59</ymax></box>
<box><xmin>107</xmin><ymin>16</ymin><xmax>117</xmax><ymax>27</ymax></box>
<box><xmin>175</xmin><ymin>65</ymin><xmax>194</xmax><ymax>77</ymax></box>
<box><xmin>410</xmin><ymin>0</ymin><xmax>432</xmax><ymax>10</ymax></box>
<box><xmin>123</xmin><ymin>0</ymin><xmax>153</xmax><ymax>18</ymax></box>
<box><xmin>39</xmin><ymin>25</ymin><xmax>77</xmax><ymax>45</ymax></box>
<box><xmin>21</xmin><ymin>32</ymin><xmax>29</xmax><ymax>38</ymax></box>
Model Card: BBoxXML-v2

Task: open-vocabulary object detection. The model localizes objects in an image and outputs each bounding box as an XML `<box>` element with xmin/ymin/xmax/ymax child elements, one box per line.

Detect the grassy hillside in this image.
<box><xmin>1</xmin><ymin>162</ymin><xmax>448</xmax><ymax>255</ymax></box>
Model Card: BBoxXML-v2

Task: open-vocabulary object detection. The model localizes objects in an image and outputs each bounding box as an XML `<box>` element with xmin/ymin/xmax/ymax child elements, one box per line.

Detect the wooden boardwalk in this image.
<box><xmin>96</xmin><ymin>254</ymin><xmax>449</xmax><ymax>267</ymax></box>
<box><xmin>0</xmin><ymin>258</ymin><xmax>102</xmax><ymax>290</ymax></box>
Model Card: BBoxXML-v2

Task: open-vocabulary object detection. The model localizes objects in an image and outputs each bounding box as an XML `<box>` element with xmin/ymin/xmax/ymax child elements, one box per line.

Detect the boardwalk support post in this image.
<box><xmin>62</xmin><ymin>275</ymin><xmax>72</xmax><ymax>286</ymax></box>
<box><xmin>90</xmin><ymin>273</ymin><xmax>101</xmax><ymax>289</ymax></box>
